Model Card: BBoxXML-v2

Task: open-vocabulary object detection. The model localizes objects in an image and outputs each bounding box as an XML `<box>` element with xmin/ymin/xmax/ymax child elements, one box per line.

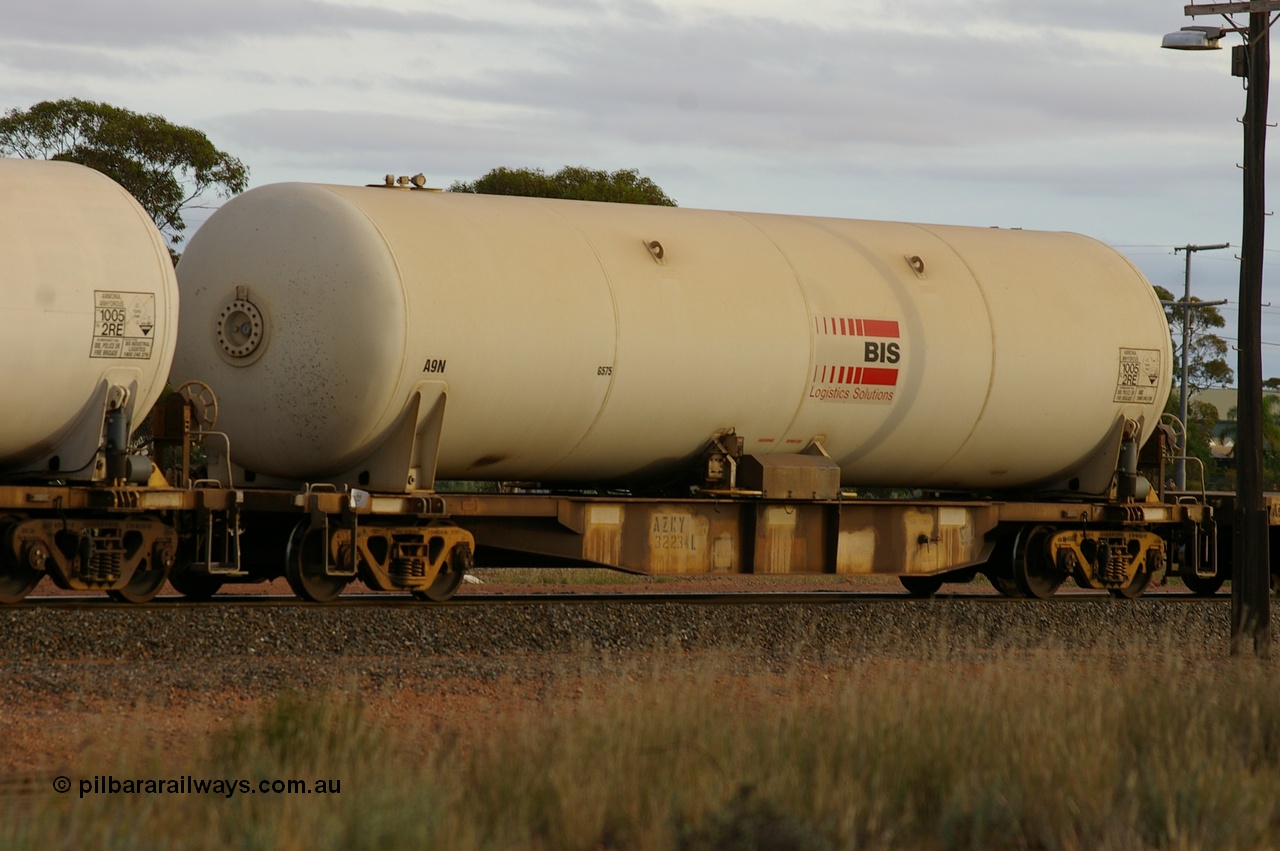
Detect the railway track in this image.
<box><xmin>6</xmin><ymin>588</ymin><xmax>1230</xmax><ymax>610</ymax></box>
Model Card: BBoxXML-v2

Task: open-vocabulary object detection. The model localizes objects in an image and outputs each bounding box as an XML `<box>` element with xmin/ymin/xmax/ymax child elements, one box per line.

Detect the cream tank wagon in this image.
<box><xmin>156</xmin><ymin>178</ymin><xmax>1203</xmax><ymax>603</ymax></box>
<box><xmin>170</xmin><ymin>180</ymin><xmax>1172</xmax><ymax>497</ymax></box>
<box><xmin>0</xmin><ymin>158</ymin><xmax>199</xmax><ymax>604</ymax></box>
<box><xmin>1</xmin><ymin>158</ymin><xmax>177</xmax><ymax>480</ymax></box>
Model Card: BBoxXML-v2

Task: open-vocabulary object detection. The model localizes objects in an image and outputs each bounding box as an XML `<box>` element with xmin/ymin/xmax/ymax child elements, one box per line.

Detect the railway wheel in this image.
<box><xmin>899</xmin><ymin>575</ymin><xmax>944</xmax><ymax>598</ymax></box>
<box><xmin>987</xmin><ymin>573</ymin><xmax>1022</xmax><ymax>598</ymax></box>
<box><xmin>0</xmin><ymin>565</ymin><xmax>40</xmax><ymax>604</ymax></box>
<box><xmin>108</xmin><ymin>558</ymin><xmax>170</xmax><ymax>604</ymax></box>
<box><xmin>1012</xmin><ymin>524</ymin><xmax>1064</xmax><ymax>600</ymax></box>
<box><xmin>108</xmin><ymin>532</ymin><xmax>175</xmax><ymax>604</ymax></box>
<box><xmin>1182</xmin><ymin>571</ymin><xmax>1225</xmax><ymax>597</ymax></box>
<box><xmin>982</xmin><ymin>532</ymin><xmax>1024</xmax><ymax>598</ymax></box>
<box><xmin>285</xmin><ymin>520</ymin><xmax>349</xmax><ymax>603</ymax></box>
<box><xmin>1109</xmin><ymin>570</ymin><xmax>1154</xmax><ymax>600</ymax></box>
<box><xmin>168</xmin><ymin>570</ymin><xmax>224</xmax><ymax>601</ymax></box>
<box><xmin>412</xmin><ymin>545</ymin><xmax>472</xmax><ymax>602</ymax></box>
<box><xmin>0</xmin><ymin>550</ymin><xmax>41</xmax><ymax>604</ymax></box>
<box><xmin>0</xmin><ymin>517</ymin><xmax>42</xmax><ymax>604</ymax></box>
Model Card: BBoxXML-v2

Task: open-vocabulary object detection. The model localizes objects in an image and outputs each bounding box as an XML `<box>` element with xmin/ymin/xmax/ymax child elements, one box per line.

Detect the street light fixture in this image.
<box><xmin>1162</xmin><ymin>25</ymin><xmax>1226</xmax><ymax>49</ymax></box>
<box><xmin>1163</xmin><ymin>3</ymin><xmax>1275</xmax><ymax>657</ymax></box>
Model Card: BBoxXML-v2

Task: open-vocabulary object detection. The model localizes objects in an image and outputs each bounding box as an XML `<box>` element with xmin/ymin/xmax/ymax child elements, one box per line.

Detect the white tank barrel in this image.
<box><xmin>170</xmin><ymin>183</ymin><xmax>1171</xmax><ymax>494</ymax></box>
<box><xmin>0</xmin><ymin>159</ymin><xmax>178</xmax><ymax>479</ymax></box>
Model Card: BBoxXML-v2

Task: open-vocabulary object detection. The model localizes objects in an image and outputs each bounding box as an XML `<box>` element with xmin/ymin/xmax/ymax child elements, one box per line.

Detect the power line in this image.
<box><xmin>1215</xmin><ymin>335</ymin><xmax>1280</xmax><ymax>348</ymax></box>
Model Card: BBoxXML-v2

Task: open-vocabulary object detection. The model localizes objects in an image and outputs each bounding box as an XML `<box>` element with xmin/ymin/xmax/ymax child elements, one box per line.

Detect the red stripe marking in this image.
<box><xmin>861</xmin><ymin>319</ymin><xmax>899</xmax><ymax>338</ymax></box>
<box><xmin>861</xmin><ymin>368</ymin><xmax>898</xmax><ymax>386</ymax></box>
<box><xmin>853</xmin><ymin>367</ymin><xmax>862</xmax><ymax>384</ymax></box>
<box><xmin>814</xmin><ymin>316</ymin><xmax>900</xmax><ymax>337</ymax></box>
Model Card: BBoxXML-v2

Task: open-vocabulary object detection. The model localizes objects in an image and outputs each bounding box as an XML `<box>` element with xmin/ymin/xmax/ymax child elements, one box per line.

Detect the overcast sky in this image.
<box><xmin>7</xmin><ymin>0</ymin><xmax>1280</xmax><ymax>383</ymax></box>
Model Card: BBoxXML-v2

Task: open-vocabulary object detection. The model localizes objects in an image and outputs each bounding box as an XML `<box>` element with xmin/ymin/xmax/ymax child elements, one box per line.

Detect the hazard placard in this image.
<box><xmin>90</xmin><ymin>290</ymin><xmax>156</xmax><ymax>360</ymax></box>
<box><xmin>1113</xmin><ymin>347</ymin><xmax>1162</xmax><ymax>404</ymax></box>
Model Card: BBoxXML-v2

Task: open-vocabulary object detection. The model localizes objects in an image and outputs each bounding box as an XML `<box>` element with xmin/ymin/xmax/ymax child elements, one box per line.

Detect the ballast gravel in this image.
<box><xmin>0</xmin><ymin>595</ymin><xmax>1236</xmax><ymax>663</ymax></box>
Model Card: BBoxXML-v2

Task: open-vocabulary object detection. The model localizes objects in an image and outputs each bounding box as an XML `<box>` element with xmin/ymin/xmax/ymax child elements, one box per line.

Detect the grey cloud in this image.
<box><xmin>973</xmin><ymin>0</ymin><xmax>1220</xmax><ymax>34</ymax></box>
<box><xmin>215</xmin><ymin>107</ymin><xmax>572</xmax><ymax>166</ymax></box>
<box><xmin>0</xmin><ymin>43</ymin><xmax>140</xmax><ymax>78</ymax></box>
<box><xmin>192</xmin><ymin>1</ymin><xmax>1245</xmax><ymax>211</ymax></box>
<box><xmin>398</xmin><ymin>11</ymin><xmax>1234</xmax><ymax>158</ymax></box>
<box><xmin>6</xmin><ymin>0</ymin><xmax>514</xmax><ymax>49</ymax></box>
<box><xmin>7</xmin><ymin>0</ymin><xmax>1245</xmax><ymax>240</ymax></box>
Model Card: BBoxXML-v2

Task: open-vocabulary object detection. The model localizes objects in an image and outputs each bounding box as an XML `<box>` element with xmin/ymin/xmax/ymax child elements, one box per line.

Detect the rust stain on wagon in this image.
<box><xmin>836</xmin><ymin>528</ymin><xmax>876</xmax><ymax>574</ymax></box>
<box><xmin>759</xmin><ymin>506</ymin><xmax>797</xmax><ymax>574</ymax></box>
<box><xmin>838</xmin><ymin>504</ymin><xmax>989</xmax><ymax>575</ymax></box>
<box><xmin>904</xmin><ymin>507</ymin><xmax>981</xmax><ymax>574</ymax></box>
<box><xmin>582</xmin><ymin>503</ymin><xmax>623</xmax><ymax>566</ymax></box>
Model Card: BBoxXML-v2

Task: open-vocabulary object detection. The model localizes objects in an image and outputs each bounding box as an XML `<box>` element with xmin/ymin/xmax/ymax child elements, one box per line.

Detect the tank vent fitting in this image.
<box><xmin>216</xmin><ymin>297</ymin><xmax>266</xmax><ymax>360</ymax></box>
<box><xmin>645</xmin><ymin>240</ymin><xmax>666</xmax><ymax>264</ymax></box>
<box><xmin>375</xmin><ymin>174</ymin><xmax>438</xmax><ymax>191</ymax></box>
<box><xmin>906</xmin><ymin>255</ymin><xmax>926</xmax><ymax>277</ymax></box>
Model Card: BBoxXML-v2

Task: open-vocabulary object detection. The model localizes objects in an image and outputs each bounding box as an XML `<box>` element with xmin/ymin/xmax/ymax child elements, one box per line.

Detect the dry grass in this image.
<box><xmin>5</xmin><ymin>637</ymin><xmax>1280</xmax><ymax>850</ymax></box>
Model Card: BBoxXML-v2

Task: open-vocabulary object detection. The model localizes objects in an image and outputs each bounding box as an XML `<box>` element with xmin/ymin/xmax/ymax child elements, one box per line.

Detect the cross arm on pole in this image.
<box><xmin>1186</xmin><ymin>2</ymin><xmax>1280</xmax><ymax>15</ymax></box>
<box><xmin>1175</xmin><ymin>242</ymin><xmax>1232</xmax><ymax>251</ymax></box>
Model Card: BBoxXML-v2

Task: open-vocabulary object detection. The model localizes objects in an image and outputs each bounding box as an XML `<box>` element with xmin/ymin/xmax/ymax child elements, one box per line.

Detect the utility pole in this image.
<box><xmin>1169</xmin><ymin>242</ymin><xmax>1229</xmax><ymax>490</ymax></box>
<box><xmin>1167</xmin><ymin>3</ymin><xmax>1275</xmax><ymax>657</ymax></box>
<box><xmin>1233</xmin><ymin>4</ymin><xmax>1272</xmax><ymax>657</ymax></box>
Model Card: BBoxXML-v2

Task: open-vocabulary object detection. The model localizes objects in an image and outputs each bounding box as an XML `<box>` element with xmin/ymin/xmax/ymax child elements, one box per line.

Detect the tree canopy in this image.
<box><xmin>0</xmin><ymin>99</ymin><xmax>248</xmax><ymax>250</ymax></box>
<box><xmin>449</xmin><ymin>166</ymin><xmax>676</xmax><ymax>206</ymax></box>
<box><xmin>1219</xmin><ymin>394</ymin><xmax>1280</xmax><ymax>491</ymax></box>
<box><xmin>1151</xmin><ymin>284</ymin><xmax>1236</xmax><ymax>490</ymax></box>
<box><xmin>1153</xmin><ymin>284</ymin><xmax>1233</xmax><ymax>391</ymax></box>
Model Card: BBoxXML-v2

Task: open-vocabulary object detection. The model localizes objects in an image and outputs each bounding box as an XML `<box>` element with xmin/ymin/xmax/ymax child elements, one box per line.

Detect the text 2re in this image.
<box><xmin>99</xmin><ymin>308</ymin><xmax>126</xmax><ymax>337</ymax></box>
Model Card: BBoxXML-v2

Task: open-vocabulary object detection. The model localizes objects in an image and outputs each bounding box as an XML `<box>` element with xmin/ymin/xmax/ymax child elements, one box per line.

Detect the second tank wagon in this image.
<box><xmin>169</xmin><ymin>183</ymin><xmax>1171</xmax><ymax>497</ymax></box>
